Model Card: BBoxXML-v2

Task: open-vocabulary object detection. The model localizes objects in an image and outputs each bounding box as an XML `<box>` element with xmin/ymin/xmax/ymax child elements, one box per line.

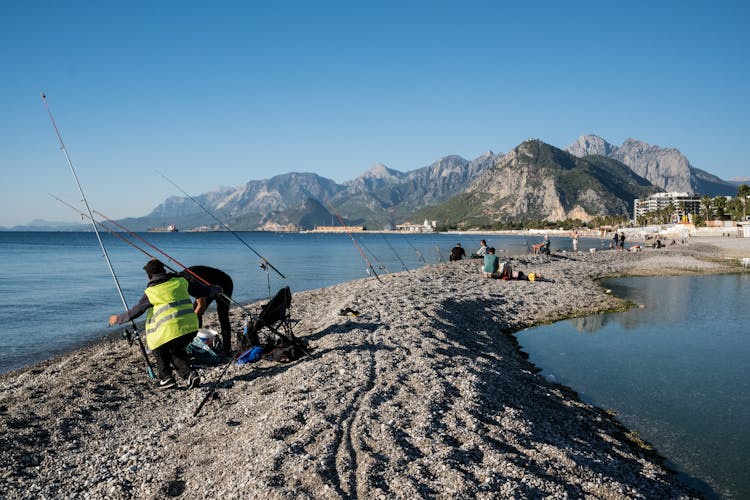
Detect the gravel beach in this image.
<box><xmin>1</xmin><ymin>237</ymin><xmax>746</xmax><ymax>499</ymax></box>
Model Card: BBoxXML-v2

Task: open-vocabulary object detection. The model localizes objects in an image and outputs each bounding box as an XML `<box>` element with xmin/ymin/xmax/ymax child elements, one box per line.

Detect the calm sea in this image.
<box><xmin>516</xmin><ymin>274</ymin><xmax>750</xmax><ymax>499</ymax></box>
<box><xmin>0</xmin><ymin>230</ymin><xmax>584</xmax><ymax>375</ymax></box>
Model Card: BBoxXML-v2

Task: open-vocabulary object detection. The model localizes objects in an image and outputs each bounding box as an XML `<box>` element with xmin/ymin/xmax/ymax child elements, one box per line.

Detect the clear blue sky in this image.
<box><xmin>1</xmin><ymin>0</ymin><xmax>748</xmax><ymax>227</ymax></box>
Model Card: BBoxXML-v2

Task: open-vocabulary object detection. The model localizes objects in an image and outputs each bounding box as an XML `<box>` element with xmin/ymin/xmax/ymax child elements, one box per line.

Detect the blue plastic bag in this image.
<box><xmin>236</xmin><ymin>345</ymin><xmax>264</xmax><ymax>365</ymax></box>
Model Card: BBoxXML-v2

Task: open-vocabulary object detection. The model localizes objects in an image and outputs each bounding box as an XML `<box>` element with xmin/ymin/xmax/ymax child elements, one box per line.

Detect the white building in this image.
<box><xmin>633</xmin><ymin>192</ymin><xmax>702</xmax><ymax>220</ymax></box>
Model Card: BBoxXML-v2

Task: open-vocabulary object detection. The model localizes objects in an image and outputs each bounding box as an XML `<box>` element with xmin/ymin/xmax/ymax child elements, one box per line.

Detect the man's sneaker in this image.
<box><xmin>187</xmin><ymin>372</ymin><xmax>201</xmax><ymax>390</ymax></box>
<box><xmin>158</xmin><ymin>377</ymin><xmax>177</xmax><ymax>390</ymax></box>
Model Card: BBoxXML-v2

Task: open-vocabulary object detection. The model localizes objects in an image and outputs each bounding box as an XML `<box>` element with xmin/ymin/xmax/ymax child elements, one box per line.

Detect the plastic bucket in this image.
<box><xmin>197</xmin><ymin>328</ymin><xmax>218</xmax><ymax>346</ymax></box>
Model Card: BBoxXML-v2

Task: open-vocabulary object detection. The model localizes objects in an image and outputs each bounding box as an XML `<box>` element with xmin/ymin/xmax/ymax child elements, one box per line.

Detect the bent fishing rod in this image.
<box><xmin>77</xmin><ymin>204</ymin><xmax>311</xmax><ymax>362</ymax></box>
<box><xmin>90</xmin><ymin>210</ymin><xmax>309</xmax><ymax>351</ymax></box>
<box><xmin>157</xmin><ymin>171</ymin><xmax>285</xmax><ymax>279</ymax></box>
<box><xmin>324</xmin><ymin>200</ymin><xmax>383</xmax><ymax>284</ymax></box>
<box><xmin>41</xmin><ymin>92</ymin><xmax>155</xmax><ymax>380</ymax></box>
<box><xmin>91</xmin><ymin>209</ymin><xmax>253</xmax><ymax>313</ymax></box>
<box><xmin>54</xmin><ymin>194</ymin><xmax>207</xmax><ymax>283</ymax></box>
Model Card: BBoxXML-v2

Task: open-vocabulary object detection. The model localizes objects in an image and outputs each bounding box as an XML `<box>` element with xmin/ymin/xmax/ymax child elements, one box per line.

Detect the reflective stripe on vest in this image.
<box><xmin>144</xmin><ymin>277</ymin><xmax>199</xmax><ymax>350</ymax></box>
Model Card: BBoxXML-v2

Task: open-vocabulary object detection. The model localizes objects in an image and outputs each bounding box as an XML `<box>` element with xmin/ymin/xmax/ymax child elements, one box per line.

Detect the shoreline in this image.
<box><xmin>1</xmin><ymin>239</ymin><xmax>746</xmax><ymax>498</ymax></box>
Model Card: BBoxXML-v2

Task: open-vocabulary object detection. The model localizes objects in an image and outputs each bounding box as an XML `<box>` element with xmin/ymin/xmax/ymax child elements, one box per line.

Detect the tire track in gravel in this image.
<box><xmin>328</xmin><ymin>300</ymin><xmax>381</xmax><ymax>498</ymax></box>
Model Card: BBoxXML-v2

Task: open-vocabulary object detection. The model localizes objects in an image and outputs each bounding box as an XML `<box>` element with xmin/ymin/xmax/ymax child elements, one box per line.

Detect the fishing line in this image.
<box><xmin>400</xmin><ymin>232</ymin><xmax>427</xmax><ymax>265</ymax></box>
<box><xmin>57</xmin><ymin>199</ymin><xmax>311</xmax><ymax>380</ymax></box>
<box><xmin>91</xmin><ymin>209</ymin><xmax>253</xmax><ymax>313</ymax></box>
<box><xmin>156</xmin><ymin>171</ymin><xmax>285</xmax><ymax>279</ymax></box>
<box><xmin>428</xmin><ymin>234</ymin><xmax>447</xmax><ymax>263</ymax></box>
<box><xmin>357</xmin><ymin>237</ymin><xmax>389</xmax><ymax>273</ymax></box>
<box><xmin>382</xmin><ymin>234</ymin><xmax>410</xmax><ymax>272</ymax></box>
<box><xmin>324</xmin><ymin>200</ymin><xmax>383</xmax><ymax>284</ymax></box>
<box><xmin>41</xmin><ymin>92</ymin><xmax>155</xmax><ymax>380</ymax></box>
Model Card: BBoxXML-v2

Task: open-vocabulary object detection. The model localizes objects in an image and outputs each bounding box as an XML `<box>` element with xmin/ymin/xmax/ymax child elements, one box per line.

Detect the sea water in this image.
<box><xmin>0</xmin><ymin>230</ymin><xmax>587</xmax><ymax>375</ymax></box>
<box><xmin>516</xmin><ymin>274</ymin><xmax>750</xmax><ymax>499</ymax></box>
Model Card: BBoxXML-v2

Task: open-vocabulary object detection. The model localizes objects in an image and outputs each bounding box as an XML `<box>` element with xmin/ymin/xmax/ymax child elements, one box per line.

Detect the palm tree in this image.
<box><xmin>738</xmin><ymin>184</ymin><xmax>750</xmax><ymax>221</ymax></box>
<box><xmin>701</xmin><ymin>195</ymin><xmax>713</xmax><ymax>223</ymax></box>
<box><xmin>714</xmin><ymin>196</ymin><xmax>728</xmax><ymax>219</ymax></box>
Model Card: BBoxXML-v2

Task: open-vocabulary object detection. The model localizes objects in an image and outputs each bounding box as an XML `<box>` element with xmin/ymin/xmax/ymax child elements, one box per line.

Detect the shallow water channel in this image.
<box><xmin>515</xmin><ymin>273</ymin><xmax>749</xmax><ymax>500</ymax></box>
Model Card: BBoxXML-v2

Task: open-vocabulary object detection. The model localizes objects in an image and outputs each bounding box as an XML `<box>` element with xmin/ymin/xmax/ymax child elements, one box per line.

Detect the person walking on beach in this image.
<box><xmin>482</xmin><ymin>247</ymin><xmax>499</xmax><ymax>277</ymax></box>
<box><xmin>572</xmin><ymin>231</ymin><xmax>579</xmax><ymax>252</ymax></box>
<box><xmin>109</xmin><ymin>259</ymin><xmax>221</xmax><ymax>389</ymax></box>
<box><xmin>618</xmin><ymin>232</ymin><xmax>626</xmax><ymax>251</ymax></box>
<box><xmin>449</xmin><ymin>243</ymin><xmax>466</xmax><ymax>261</ymax></box>
<box><xmin>179</xmin><ymin>265</ymin><xmax>234</xmax><ymax>356</ymax></box>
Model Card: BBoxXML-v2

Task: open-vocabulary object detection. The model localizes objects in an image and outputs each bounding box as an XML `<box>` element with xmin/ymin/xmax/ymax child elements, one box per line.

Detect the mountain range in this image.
<box><xmin>413</xmin><ymin>140</ymin><xmax>658</xmax><ymax>226</ymax></box>
<box><xmin>4</xmin><ymin>136</ymin><xmax>742</xmax><ymax>231</ymax></box>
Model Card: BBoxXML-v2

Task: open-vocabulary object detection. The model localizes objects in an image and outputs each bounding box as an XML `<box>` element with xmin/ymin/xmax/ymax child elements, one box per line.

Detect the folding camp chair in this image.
<box><xmin>238</xmin><ymin>286</ymin><xmax>303</xmax><ymax>352</ymax></box>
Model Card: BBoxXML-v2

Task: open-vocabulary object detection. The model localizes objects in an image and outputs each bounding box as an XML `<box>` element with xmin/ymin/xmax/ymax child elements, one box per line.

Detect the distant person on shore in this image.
<box><xmin>179</xmin><ymin>265</ymin><xmax>234</xmax><ymax>357</ymax></box>
<box><xmin>482</xmin><ymin>247</ymin><xmax>499</xmax><ymax>277</ymax></box>
<box><xmin>618</xmin><ymin>232</ymin><xmax>626</xmax><ymax>251</ymax></box>
<box><xmin>473</xmin><ymin>239</ymin><xmax>488</xmax><ymax>258</ymax></box>
<box><xmin>612</xmin><ymin>232</ymin><xmax>619</xmax><ymax>250</ymax></box>
<box><xmin>532</xmin><ymin>239</ymin><xmax>550</xmax><ymax>255</ymax></box>
<box><xmin>572</xmin><ymin>231</ymin><xmax>579</xmax><ymax>252</ymax></box>
<box><xmin>109</xmin><ymin>259</ymin><xmax>221</xmax><ymax>390</ymax></box>
<box><xmin>449</xmin><ymin>243</ymin><xmax>466</xmax><ymax>261</ymax></box>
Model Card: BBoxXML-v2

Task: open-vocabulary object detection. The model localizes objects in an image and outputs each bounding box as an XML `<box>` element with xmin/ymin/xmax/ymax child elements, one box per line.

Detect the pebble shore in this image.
<box><xmin>1</xmin><ymin>238</ymin><xmax>745</xmax><ymax>499</ymax></box>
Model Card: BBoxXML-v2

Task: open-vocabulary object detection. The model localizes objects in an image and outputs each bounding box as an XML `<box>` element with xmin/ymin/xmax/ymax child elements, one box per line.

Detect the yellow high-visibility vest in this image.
<box><xmin>144</xmin><ymin>277</ymin><xmax>199</xmax><ymax>350</ymax></box>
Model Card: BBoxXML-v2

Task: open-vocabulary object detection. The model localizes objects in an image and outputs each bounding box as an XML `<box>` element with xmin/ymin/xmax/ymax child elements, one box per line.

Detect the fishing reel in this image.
<box><xmin>259</xmin><ymin>261</ymin><xmax>268</xmax><ymax>271</ymax></box>
<box><xmin>121</xmin><ymin>328</ymin><xmax>134</xmax><ymax>345</ymax></box>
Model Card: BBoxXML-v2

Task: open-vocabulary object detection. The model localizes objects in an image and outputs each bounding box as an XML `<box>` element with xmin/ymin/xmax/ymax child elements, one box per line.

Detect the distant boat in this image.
<box><xmin>147</xmin><ymin>224</ymin><xmax>179</xmax><ymax>233</ymax></box>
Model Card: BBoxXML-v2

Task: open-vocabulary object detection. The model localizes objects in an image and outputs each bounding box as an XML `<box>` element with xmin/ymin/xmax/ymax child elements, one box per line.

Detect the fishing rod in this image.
<box><xmin>324</xmin><ymin>200</ymin><xmax>383</xmax><ymax>284</ymax></box>
<box><xmin>41</xmin><ymin>92</ymin><xmax>155</xmax><ymax>380</ymax></box>
<box><xmin>357</xmin><ymin>237</ymin><xmax>389</xmax><ymax>273</ymax></box>
<box><xmin>428</xmin><ymin>234</ymin><xmax>447</xmax><ymax>263</ymax></box>
<box><xmin>157</xmin><ymin>171</ymin><xmax>285</xmax><ymax>279</ymax></box>
<box><xmin>92</xmin><ymin>209</ymin><xmax>249</xmax><ymax>311</ymax></box>
<box><xmin>382</xmin><ymin>234</ymin><xmax>410</xmax><ymax>272</ymax></box>
<box><xmin>400</xmin><ymin>232</ymin><xmax>427</xmax><ymax>265</ymax></box>
<box><xmin>89</xmin><ymin>210</ymin><xmax>310</xmax><ymax>352</ymax></box>
<box><xmin>70</xmin><ymin>204</ymin><xmax>313</xmax><ymax>396</ymax></box>
<box><xmin>54</xmin><ymin>194</ymin><xmax>204</xmax><ymax>282</ymax></box>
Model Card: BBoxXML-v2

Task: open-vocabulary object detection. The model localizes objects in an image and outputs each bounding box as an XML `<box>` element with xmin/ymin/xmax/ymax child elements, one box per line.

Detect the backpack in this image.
<box><xmin>265</xmin><ymin>337</ymin><xmax>307</xmax><ymax>363</ymax></box>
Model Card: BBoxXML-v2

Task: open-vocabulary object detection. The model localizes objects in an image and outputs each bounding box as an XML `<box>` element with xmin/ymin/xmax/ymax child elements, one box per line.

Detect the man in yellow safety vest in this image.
<box><xmin>109</xmin><ymin>259</ymin><xmax>221</xmax><ymax>389</ymax></box>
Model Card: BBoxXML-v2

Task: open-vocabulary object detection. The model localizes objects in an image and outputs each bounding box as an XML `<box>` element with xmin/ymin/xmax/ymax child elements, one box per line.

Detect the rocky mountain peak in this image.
<box><xmin>360</xmin><ymin>163</ymin><xmax>403</xmax><ymax>181</ymax></box>
<box><xmin>566</xmin><ymin>135</ymin><xmax>735</xmax><ymax>196</ymax></box>
<box><xmin>565</xmin><ymin>134</ymin><xmax>617</xmax><ymax>157</ymax></box>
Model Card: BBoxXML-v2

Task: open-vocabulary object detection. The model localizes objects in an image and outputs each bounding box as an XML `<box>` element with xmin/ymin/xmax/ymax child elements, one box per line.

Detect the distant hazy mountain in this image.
<box><xmin>414</xmin><ymin>140</ymin><xmax>657</xmax><ymax>226</ymax></box>
<box><xmin>2</xmin><ymin>219</ymin><xmax>89</xmax><ymax>232</ymax></box>
<box><xmin>566</xmin><ymin>135</ymin><xmax>736</xmax><ymax>196</ymax></box>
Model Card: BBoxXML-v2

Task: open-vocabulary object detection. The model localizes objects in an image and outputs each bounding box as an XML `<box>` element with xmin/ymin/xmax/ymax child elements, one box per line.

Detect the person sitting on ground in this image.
<box><xmin>449</xmin><ymin>243</ymin><xmax>466</xmax><ymax>261</ymax></box>
<box><xmin>109</xmin><ymin>259</ymin><xmax>221</xmax><ymax>390</ymax></box>
<box><xmin>179</xmin><ymin>265</ymin><xmax>234</xmax><ymax>357</ymax></box>
<box><xmin>473</xmin><ymin>239</ymin><xmax>488</xmax><ymax>259</ymax></box>
<box><xmin>498</xmin><ymin>260</ymin><xmax>513</xmax><ymax>280</ymax></box>
<box><xmin>482</xmin><ymin>247</ymin><xmax>499</xmax><ymax>277</ymax></box>
<box><xmin>532</xmin><ymin>240</ymin><xmax>550</xmax><ymax>255</ymax></box>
